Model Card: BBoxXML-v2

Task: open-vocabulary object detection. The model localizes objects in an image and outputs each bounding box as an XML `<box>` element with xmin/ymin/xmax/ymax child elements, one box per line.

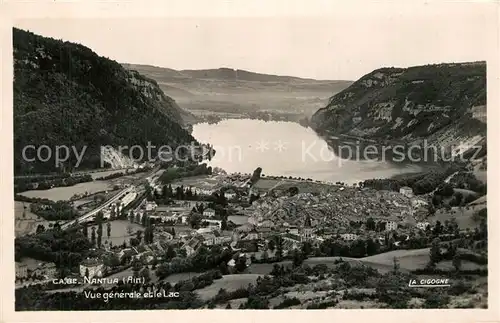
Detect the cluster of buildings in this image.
<box><xmin>15</xmin><ymin>261</ymin><xmax>57</xmax><ymax>282</ymax></box>
<box><xmin>80</xmin><ymin>239</ymin><xmax>179</xmax><ymax>279</ymax></box>
<box><xmin>101</xmin><ymin>189</ymin><xmax>138</xmax><ymax>219</ymax></box>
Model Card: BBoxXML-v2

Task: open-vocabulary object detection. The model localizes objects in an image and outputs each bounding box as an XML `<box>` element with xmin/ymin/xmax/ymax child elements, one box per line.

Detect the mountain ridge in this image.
<box><xmin>13</xmin><ymin>28</ymin><xmax>197</xmax><ymax>175</ymax></box>
<box><xmin>310</xmin><ymin>61</ymin><xmax>487</xmax><ymax>158</ymax></box>
<box><xmin>122</xmin><ymin>63</ymin><xmax>351</xmax><ymax>83</ymax></box>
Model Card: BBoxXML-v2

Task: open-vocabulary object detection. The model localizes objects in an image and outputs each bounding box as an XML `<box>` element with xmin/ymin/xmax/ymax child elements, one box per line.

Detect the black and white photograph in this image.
<box><xmin>2</xmin><ymin>0</ymin><xmax>498</xmax><ymax>317</ymax></box>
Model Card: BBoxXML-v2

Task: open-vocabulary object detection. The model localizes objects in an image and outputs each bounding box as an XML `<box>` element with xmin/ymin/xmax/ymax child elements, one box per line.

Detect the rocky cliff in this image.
<box><xmin>311</xmin><ymin>62</ymin><xmax>486</xmax><ymax>158</ymax></box>
<box><xmin>13</xmin><ymin>28</ymin><xmax>197</xmax><ymax>174</ymax></box>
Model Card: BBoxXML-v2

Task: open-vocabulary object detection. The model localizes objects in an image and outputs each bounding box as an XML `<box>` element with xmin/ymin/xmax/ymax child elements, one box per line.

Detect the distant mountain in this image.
<box><xmin>122</xmin><ymin>64</ymin><xmax>353</xmax><ymax>119</ymax></box>
<box><xmin>311</xmin><ymin>61</ymin><xmax>487</xmax><ymax>157</ymax></box>
<box><xmin>180</xmin><ymin>68</ymin><xmax>321</xmax><ymax>83</ymax></box>
<box><xmin>13</xmin><ymin>28</ymin><xmax>197</xmax><ymax>175</ymax></box>
<box><xmin>122</xmin><ymin>64</ymin><xmax>346</xmax><ymax>83</ymax></box>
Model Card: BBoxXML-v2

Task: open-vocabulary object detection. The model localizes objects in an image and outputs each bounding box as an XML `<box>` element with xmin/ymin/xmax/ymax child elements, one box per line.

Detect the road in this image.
<box><xmin>60</xmin><ymin>165</ymin><xmax>161</xmax><ymax>230</ymax></box>
<box><xmin>60</xmin><ymin>186</ymin><xmax>134</xmax><ymax>230</ymax></box>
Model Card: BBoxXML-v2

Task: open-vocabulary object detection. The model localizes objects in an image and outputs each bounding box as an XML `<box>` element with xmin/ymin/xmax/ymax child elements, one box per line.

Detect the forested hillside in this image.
<box><xmin>14</xmin><ymin>28</ymin><xmax>196</xmax><ymax>175</ymax></box>
<box><xmin>311</xmin><ymin>62</ymin><xmax>486</xmax><ymax>155</ymax></box>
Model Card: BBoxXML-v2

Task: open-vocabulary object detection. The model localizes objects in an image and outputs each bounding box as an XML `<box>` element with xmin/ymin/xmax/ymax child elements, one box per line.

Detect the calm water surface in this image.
<box><xmin>193</xmin><ymin>119</ymin><xmax>423</xmax><ymax>184</ymax></box>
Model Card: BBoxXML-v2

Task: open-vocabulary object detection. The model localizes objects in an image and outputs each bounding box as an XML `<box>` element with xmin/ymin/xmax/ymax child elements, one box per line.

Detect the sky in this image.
<box><xmin>14</xmin><ymin>6</ymin><xmax>495</xmax><ymax>81</ymax></box>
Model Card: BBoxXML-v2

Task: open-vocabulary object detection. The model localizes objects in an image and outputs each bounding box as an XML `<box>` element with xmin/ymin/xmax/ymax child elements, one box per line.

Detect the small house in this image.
<box><xmin>203</xmin><ymin>208</ymin><xmax>216</xmax><ymax>218</ymax></box>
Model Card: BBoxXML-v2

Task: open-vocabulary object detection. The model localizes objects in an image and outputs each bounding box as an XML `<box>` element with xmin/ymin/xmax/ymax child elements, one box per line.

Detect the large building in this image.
<box><xmin>80</xmin><ymin>258</ymin><xmax>104</xmax><ymax>279</ymax></box>
<box><xmin>15</xmin><ymin>262</ymin><xmax>28</xmax><ymax>279</ymax></box>
<box><xmin>183</xmin><ymin>236</ymin><xmax>204</xmax><ymax>256</ymax></box>
<box><xmin>399</xmin><ymin>186</ymin><xmax>414</xmax><ymax>198</ymax></box>
<box><xmin>416</xmin><ymin>222</ymin><xmax>431</xmax><ymax>230</ymax></box>
<box><xmin>204</xmin><ymin>219</ymin><xmax>222</xmax><ymax>229</ymax></box>
<box><xmin>386</xmin><ymin>221</ymin><xmax>398</xmax><ymax>231</ymax></box>
<box><xmin>203</xmin><ymin>208</ymin><xmax>216</xmax><ymax>218</ymax></box>
<box><xmin>340</xmin><ymin>233</ymin><xmax>358</xmax><ymax>241</ymax></box>
<box><xmin>145</xmin><ymin>201</ymin><xmax>158</xmax><ymax>212</ymax></box>
<box><xmin>121</xmin><ymin>190</ymin><xmax>137</xmax><ymax>207</ymax></box>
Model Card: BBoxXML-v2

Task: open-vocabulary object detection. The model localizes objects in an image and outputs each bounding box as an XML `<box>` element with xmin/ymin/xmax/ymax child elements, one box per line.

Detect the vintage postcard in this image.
<box><xmin>0</xmin><ymin>0</ymin><xmax>498</xmax><ymax>322</ymax></box>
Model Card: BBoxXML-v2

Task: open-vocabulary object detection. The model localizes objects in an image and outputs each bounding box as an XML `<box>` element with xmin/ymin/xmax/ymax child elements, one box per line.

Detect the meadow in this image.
<box><xmin>87</xmin><ymin>220</ymin><xmax>144</xmax><ymax>247</ymax></box>
<box><xmin>18</xmin><ymin>181</ymin><xmax>113</xmax><ymax>202</ymax></box>
<box><xmin>196</xmin><ymin>274</ymin><xmax>262</xmax><ymax>301</ymax></box>
<box><xmin>15</xmin><ymin>201</ymin><xmax>57</xmax><ymax>237</ymax></box>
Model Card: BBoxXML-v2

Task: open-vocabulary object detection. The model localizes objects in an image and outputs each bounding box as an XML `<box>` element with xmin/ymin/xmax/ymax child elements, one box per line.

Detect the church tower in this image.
<box><xmin>302</xmin><ymin>214</ymin><xmax>313</xmax><ymax>242</ymax></box>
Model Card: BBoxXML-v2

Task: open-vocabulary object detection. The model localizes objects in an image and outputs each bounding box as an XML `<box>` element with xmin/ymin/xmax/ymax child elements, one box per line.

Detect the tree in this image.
<box><xmin>479</xmin><ymin>218</ymin><xmax>487</xmax><ymax>239</ymax></box>
<box><xmin>453</xmin><ymin>192</ymin><xmax>463</xmax><ymax>206</ymax></box>
<box><xmin>301</xmin><ymin>242</ymin><xmax>312</xmax><ymax>257</ymax></box>
<box><xmin>106</xmin><ymin>222</ymin><xmax>111</xmax><ymax>238</ymax></box>
<box><xmin>235</xmin><ymin>256</ymin><xmax>247</xmax><ymax>272</ymax></box>
<box><xmin>276</xmin><ymin>237</ymin><xmax>283</xmax><ymax>261</ymax></box>
<box><xmin>36</xmin><ymin>224</ymin><xmax>45</xmax><ymax>234</ymax></box>
<box><xmin>103</xmin><ymin>254</ymin><xmax>120</xmax><ymax>268</ymax></box>
<box><xmin>429</xmin><ymin>238</ymin><xmax>441</xmax><ymax>265</ymax></box>
<box><xmin>96</xmin><ymin>219</ymin><xmax>103</xmax><ymax>248</ymax></box>
<box><xmin>91</xmin><ymin>227</ymin><xmax>96</xmax><ymax>247</ymax></box>
<box><xmin>225</xmin><ymin>303</ymin><xmax>232</xmax><ymax>309</ymax></box>
<box><xmin>433</xmin><ymin>221</ymin><xmax>443</xmax><ymax>235</ymax></box>
<box><xmin>392</xmin><ymin>257</ymin><xmax>400</xmax><ymax>273</ymax></box>
<box><xmin>166</xmin><ymin>245</ymin><xmax>176</xmax><ymax>260</ymax></box>
<box><xmin>268</xmin><ymin>239</ymin><xmax>276</xmax><ymax>252</ymax></box>
<box><xmin>452</xmin><ymin>254</ymin><xmax>462</xmax><ymax>272</ymax></box>
<box><xmin>136</xmin><ymin>230</ymin><xmax>143</xmax><ymax>243</ymax></box>
<box><xmin>262</xmin><ymin>250</ymin><xmax>269</xmax><ymax>262</ymax></box>
<box><xmin>449</xmin><ymin>218</ymin><xmax>459</xmax><ymax>235</ymax></box>
<box><xmin>144</xmin><ymin>225</ymin><xmax>154</xmax><ymax>244</ymax></box>
<box><xmin>366</xmin><ymin>239</ymin><xmax>379</xmax><ymax>256</ymax></box>
<box><xmin>132</xmin><ymin>260</ymin><xmax>142</xmax><ymax>277</ymax></box>
<box><xmin>96</xmin><ymin>211</ymin><xmax>104</xmax><ymax>224</ymax></box>
<box><xmin>366</xmin><ymin>217</ymin><xmax>376</xmax><ymax>231</ymax></box>
<box><xmin>188</xmin><ymin>213</ymin><xmax>202</xmax><ymax>229</ymax></box>
<box><xmin>292</xmin><ymin>249</ymin><xmax>304</xmax><ymax>267</ymax></box>
<box><xmin>139</xmin><ymin>267</ymin><xmax>151</xmax><ymax>283</ymax></box>
<box><xmin>130</xmin><ymin>236</ymin><xmax>140</xmax><ymax>246</ymax></box>
<box><xmin>141</xmin><ymin>214</ymin><xmax>148</xmax><ymax>227</ymax></box>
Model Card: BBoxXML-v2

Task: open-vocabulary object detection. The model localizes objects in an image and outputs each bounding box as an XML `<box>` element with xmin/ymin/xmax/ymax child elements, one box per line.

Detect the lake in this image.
<box><xmin>192</xmin><ymin>119</ymin><xmax>423</xmax><ymax>184</ymax></box>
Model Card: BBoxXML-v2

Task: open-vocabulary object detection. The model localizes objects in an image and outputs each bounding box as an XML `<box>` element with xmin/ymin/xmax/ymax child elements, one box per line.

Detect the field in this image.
<box><xmin>171</xmin><ymin>175</ymin><xmax>219</xmax><ymax>190</ymax></box>
<box><xmin>195</xmin><ymin>274</ymin><xmax>262</xmax><ymax>301</ymax></box>
<box><xmin>469</xmin><ymin>195</ymin><xmax>486</xmax><ymax>207</ymax></box>
<box><xmin>361</xmin><ymin>248</ymin><xmax>430</xmax><ymax>271</ymax></box>
<box><xmin>14</xmin><ymin>201</ymin><xmax>57</xmax><ymax>237</ymax></box>
<box><xmin>19</xmin><ymin>181</ymin><xmax>113</xmax><ymax>202</ymax></box>
<box><xmin>89</xmin><ymin>168</ymin><xmax>135</xmax><ymax>180</ymax></box>
<box><xmin>429</xmin><ymin>204</ymin><xmax>484</xmax><ymax>230</ymax></box>
<box><xmin>246</xmin><ymin>250</ymin><xmax>434</xmax><ymax>276</ymax></box>
<box><xmin>87</xmin><ymin>220</ymin><xmax>144</xmax><ymax>246</ymax></box>
<box><xmin>255</xmin><ymin>178</ymin><xmax>336</xmax><ymax>194</ymax></box>
<box><xmin>227</xmin><ymin>215</ymin><xmax>249</xmax><ymax>225</ymax></box>
<box><xmin>246</xmin><ymin>256</ymin><xmax>396</xmax><ymax>275</ymax></box>
<box><xmin>253</xmin><ymin>178</ymin><xmax>282</xmax><ymax>190</ymax></box>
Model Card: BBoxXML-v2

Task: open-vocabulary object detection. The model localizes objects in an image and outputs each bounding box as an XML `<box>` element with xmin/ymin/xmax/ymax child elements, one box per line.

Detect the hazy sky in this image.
<box><xmin>15</xmin><ymin>8</ymin><xmax>494</xmax><ymax>80</ymax></box>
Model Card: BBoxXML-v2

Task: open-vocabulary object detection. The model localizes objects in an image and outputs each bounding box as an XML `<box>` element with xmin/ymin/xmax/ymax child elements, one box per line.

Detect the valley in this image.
<box><xmin>12</xmin><ymin>26</ymin><xmax>488</xmax><ymax>312</ymax></box>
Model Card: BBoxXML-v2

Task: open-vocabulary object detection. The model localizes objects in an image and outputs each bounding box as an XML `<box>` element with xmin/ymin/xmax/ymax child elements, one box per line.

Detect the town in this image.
<box><xmin>15</xmin><ymin>160</ymin><xmax>488</xmax><ymax>309</ymax></box>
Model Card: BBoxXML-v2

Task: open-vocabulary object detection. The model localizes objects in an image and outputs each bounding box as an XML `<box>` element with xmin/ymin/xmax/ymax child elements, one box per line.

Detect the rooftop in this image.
<box><xmin>81</xmin><ymin>258</ymin><xmax>103</xmax><ymax>267</ymax></box>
